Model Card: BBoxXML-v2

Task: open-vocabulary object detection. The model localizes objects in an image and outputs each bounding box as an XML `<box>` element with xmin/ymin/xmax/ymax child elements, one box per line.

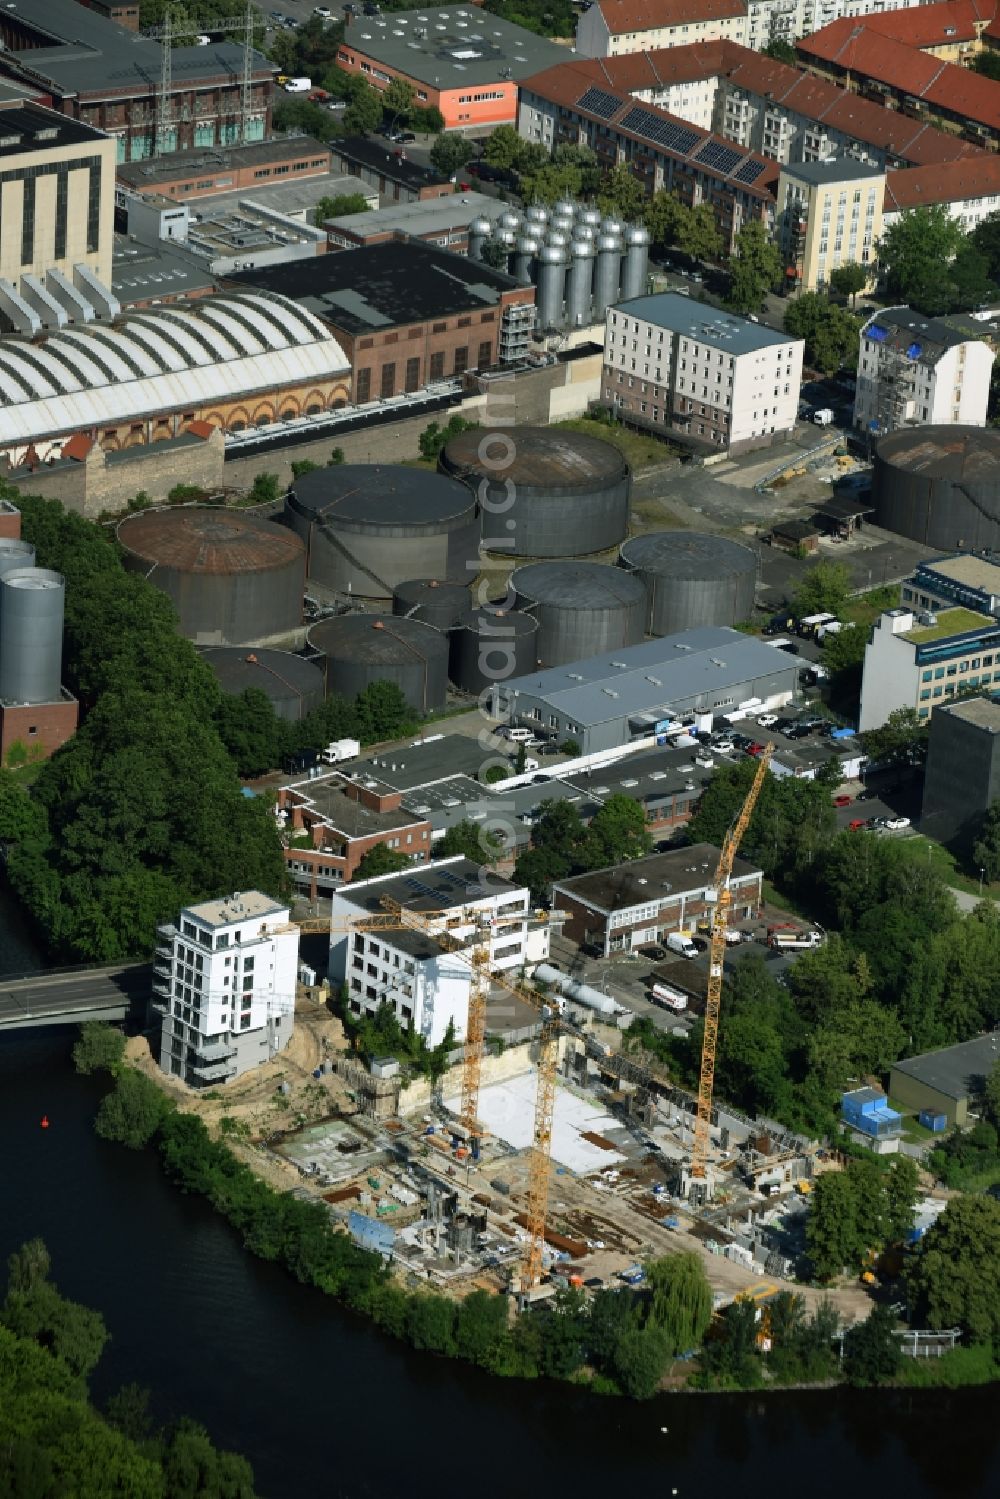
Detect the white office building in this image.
<box><xmin>603</xmin><ymin>292</ymin><xmax>803</xmax><ymax>453</ymax></box>
<box><xmin>854</xmin><ymin>307</ymin><xmax>996</xmax><ymax>436</ymax></box>
<box><xmin>155</xmin><ymin>891</ymin><xmax>299</xmax><ymax>1087</ymax></box>
<box><xmin>329</xmin><ymin>858</ymin><xmax>541</xmax><ymax>1048</ymax></box>
<box><xmin>859</xmin><ymin>607</ymin><xmax>1000</xmax><ymax>731</ymax></box>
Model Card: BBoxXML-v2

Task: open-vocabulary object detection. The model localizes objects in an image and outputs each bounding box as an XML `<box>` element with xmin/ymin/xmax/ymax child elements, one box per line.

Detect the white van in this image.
<box><xmin>282</xmin><ymin>76</ymin><xmax>312</xmax><ymax>93</ymax></box>
<box><xmin>502</xmin><ymin>727</ymin><xmax>536</xmax><ymax>744</ymax></box>
<box><xmin>666</xmin><ymin>932</ymin><xmax>698</xmax><ymax>960</ymax></box>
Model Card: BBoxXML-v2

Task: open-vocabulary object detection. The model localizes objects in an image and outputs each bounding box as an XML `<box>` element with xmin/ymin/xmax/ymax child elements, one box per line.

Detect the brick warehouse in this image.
<box><xmin>277</xmin><ymin>774</ymin><xmax>433</xmax><ymax>897</ymax></box>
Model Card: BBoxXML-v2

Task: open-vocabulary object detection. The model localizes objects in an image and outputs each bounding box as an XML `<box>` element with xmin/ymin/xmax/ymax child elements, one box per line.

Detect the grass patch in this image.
<box><xmin>903</xmin><ymin>836</ymin><xmax>1000</xmax><ymax>901</ymax></box>
<box><xmin>895</xmin><ymin>1343</ymin><xmax>999</xmax><ymax>1389</ymax></box>
<box><xmin>887</xmin><ymin>1098</ymin><xmax>940</xmax><ymax>1144</ymax></box>
<box><xmin>842</xmin><ymin>585</ymin><xmax>897</xmax><ymax>629</ymax></box>
<box><xmin>761</xmin><ymin>879</ymin><xmax>813</xmax><ymax>919</ymax></box>
<box><xmin>554</xmin><ymin>416</ymin><xmax>679</xmax><ymax>472</ymax></box>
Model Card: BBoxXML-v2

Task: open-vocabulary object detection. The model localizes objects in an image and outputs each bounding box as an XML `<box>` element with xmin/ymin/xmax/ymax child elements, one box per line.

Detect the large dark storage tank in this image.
<box><xmin>286</xmin><ymin>465</ymin><xmax>481</xmax><ymax>602</ymax></box>
<box><xmin>117</xmin><ymin>508</ymin><xmax>305</xmax><ymax>646</ymax></box>
<box><xmin>439</xmin><ymin>426</ymin><xmax>630</xmax><ymax>558</ymax></box>
<box><xmin>200</xmin><ymin>647</ymin><xmax>325</xmax><ymax>722</ymax></box>
<box><xmin>450</xmin><ymin>606</ymin><xmax>540</xmax><ymax>694</ymax></box>
<box><xmin>513</xmin><ymin>560</ymin><xmax>647</xmax><ymax>667</ymax></box>
<box><xmin>307</xmin><ymin>614</ymin><xmax>449</xmax><ymax>715</ymax></box>
<box><xmin>873</xmin><ymin>426</ymin><xmax>1000</xmax><ymax>551</ymax></box>
<box><xmin>392</xmin><ymin>578</ymin><xmax>470</xmax><ymax>631</ymax></box>
<box><xmin>619</xmin><ymin>531</ymin><xmax>757</xmax><ymax>635</ymax></box>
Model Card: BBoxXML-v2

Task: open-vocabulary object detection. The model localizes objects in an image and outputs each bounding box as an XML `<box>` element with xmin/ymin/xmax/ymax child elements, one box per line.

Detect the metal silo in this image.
<box><xmin>450</xmin><ymin>605</ymin><xmax>539</xmax><ymax>694</ymax></box>
<box><xmin>0</xmin><ymin>539</ymin><xmax>35</xmax><ymax>578</ymax></box>
<box><xmin>118</xmin><ymin>508</ymin><xmax>305</xmax><ymax>646</ymax></box>
<box><xmin>200</xmin><ymin>647</ymin><xmax>325</xmax><ymax>722</ymax></box>
<box><xmin>286</xmin><ymin>466</ymin><xmax>481</xmax><ymax>603</ymax></box>
<box><xmin>567</xmin><ymin>239</ymin><xmax>596</xmax><ymax>328</ymax></box>
<box><xmin>621</xmin><ymin>224</ymin><xmax>651</xmax><ymax>300</ymax></box>
<box><xmin>619</xmin><ymin>531</ymin><xmax>758</xmax><ymax>636</ymax></box>
<box><xmin>873</xmin><ymin>426</ymin><xmax>1000</xmax><ymax>550</ymax></box>
<box><xmin>0</xmin><ymin>567</ymin><xmax>64</xmax><ymax>704</ymax></box>
<box><xmin>392</xmin><ymin>577</ymin><xmax>470</xmax><ymax>631</ymax></box>
<box><xmin>536</xmin><ymin>245</ymin><xmax>567</xmax><ymax>332</ymax></box>
<box><xmin>524</xmin><ymin>205</ymin><xmax>549</xmax><ymax>234</ymax></box>
<box><xmin>554</xmin><ymin>198</ymin><xmax>576</xmax><ymax>221</ymax></box>
<box><xmin>513</xmin><ymin>234</ymin><xmax>540</xmax><ymax>285</ymax></box>
<box><xmin>594</xmin><ymin>235</ymin><xmax>622</xmax><ymax>318</ymax></box>
<box><xmin>440</xmin><ymin>426</ymin><xmax>631</xmax><ymax>559</ymax></box>
<box><xmin>545</xmin><ymin>229</ymin><xmax>570</xmax><ymax>252</ymax></box>
<box><xmin>600</xmin><ymin>216</ymin><xmax>624</xmax><ymax>239</ymax></box>
<box><xmin>499</xmin><ymin>210</ymin><xmax>522</xmax><ymax>236</ymax></box>
<box><xmin>577</xmin><ymin>207</ymin><xmax>601</xmax><ymax>233</ymax></box>
<box><xmin>307</xmin><ymin>614</ymin><xmax>449</xmax><ymax>715</ymax></box>
<box><xmin>513</xmin><ymin>560</ymin><xmax>647</xmax><ymax>667</ymax></box>
<box><xmin>468</xmin><ymin>216</ymin><xmax>493</xmax><ymax>261</ymax></box>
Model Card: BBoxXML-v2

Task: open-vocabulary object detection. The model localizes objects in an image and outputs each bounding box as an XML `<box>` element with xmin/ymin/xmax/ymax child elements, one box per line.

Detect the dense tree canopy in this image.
<box><xmin>783</xmin><ymin>293</ymin><xmax>862</xmax><ymax>375</ymax></box>
<box><xmin>727</xmin><ymin>220</ymin><xmax>783</xmax><ymax>313</ymax></box>
<box><xmin>907</xmin><ymin>1195</ymin><xmax>1000</xmax><ymax>1343</ymax></box>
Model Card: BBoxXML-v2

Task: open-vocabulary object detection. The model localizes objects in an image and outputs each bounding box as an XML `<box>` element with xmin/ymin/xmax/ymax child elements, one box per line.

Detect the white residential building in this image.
<box><xmin>576</xmin><ymin>0</ymin><xmax>749</xmax><ymax>58</ymax></box>
<box><xmin>859</xmin><ymin>606</ymin><xmax>1000</xmax><ymax>731</ymax></box>
<box><xmin>854</xmin><ymin>307</ymin><xmax>996</xmax><ymax>435</ymax></box>
<box><xmin>155</xmin><ymin>891</ymin><xmax>299</xmax><ymax>1088</ymax></box>
<box><xmin>602</xmin><ymin>291</ymin><xmax>803</xmax><ymax>453</ymax></box>
<box><xmin>328</xmin><ymin>857</ymin><xmax>542</xmax><ymax>1048</ymax></box>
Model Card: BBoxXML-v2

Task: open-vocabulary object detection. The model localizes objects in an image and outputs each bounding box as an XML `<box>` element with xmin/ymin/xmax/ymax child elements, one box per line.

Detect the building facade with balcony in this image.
<box><xmin>155</xmin><ymin>891</ymin><xmax>299</xmax><ymax>1088</ymax></box>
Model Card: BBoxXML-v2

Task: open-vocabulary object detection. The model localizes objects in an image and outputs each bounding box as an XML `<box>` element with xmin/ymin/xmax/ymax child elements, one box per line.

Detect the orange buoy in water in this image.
<box><xmin>40</xmin><ymin>1116</ymin><xmax>50</xmax><ymax>1129</ymax></box>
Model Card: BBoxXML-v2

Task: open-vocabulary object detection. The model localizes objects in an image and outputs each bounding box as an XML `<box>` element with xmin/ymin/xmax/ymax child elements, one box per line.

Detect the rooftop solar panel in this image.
<box><xmin>694</xmin><ymin>139</ymin><xmax>743</xmax><ymax>175</ymax></box>
<box><xmin>576</xmin><ymin>85</ymin><xmax>622</xmax><ymax>120</ymax></box>
<box><xmin>619</xmin><ymin>107</ymin><xmax>702</xmax><ymax>156</ymax></box>
<box><xmin>733</xmin><ymin>158</ymin><xmax>767</xmax><ymax>186</ymax></box>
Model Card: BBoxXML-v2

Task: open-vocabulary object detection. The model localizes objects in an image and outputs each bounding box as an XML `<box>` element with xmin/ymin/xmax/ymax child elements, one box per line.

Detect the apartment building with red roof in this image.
<box><xmin>576</xmin><ymin>0</ymin><xmax>749</xmax><ymax>58</ymax></box>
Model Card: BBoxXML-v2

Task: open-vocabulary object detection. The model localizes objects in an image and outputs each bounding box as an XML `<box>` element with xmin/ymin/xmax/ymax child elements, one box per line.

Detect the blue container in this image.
<box><xmin>425</xmin><ymin>1126</ymin><xmax>435</xmax><ymax>1135</ymax></box>
<box><xmin>919</xmin><ymin>1109</ymin><xmax>947</xmax><ymax>1133</ymax></box>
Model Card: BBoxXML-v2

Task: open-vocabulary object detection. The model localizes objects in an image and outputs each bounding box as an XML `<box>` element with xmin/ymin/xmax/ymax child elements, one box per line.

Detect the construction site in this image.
<box><xmin>221</xmin><ymin>745</ymin><xmax>870</xmax><ymax>1323</ymax></box>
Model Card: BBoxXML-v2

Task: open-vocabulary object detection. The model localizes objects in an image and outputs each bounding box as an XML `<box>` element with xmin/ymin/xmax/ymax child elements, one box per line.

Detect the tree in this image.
<box><xmin>793</xmin><ymin>559</ymin><xmax>851</xmax><ymax>618</ymax></box>
<box><xmin>419</xmin><ymin>413</ymin><xmax>477</xmax><ymax>461</ymax></box>
<box><xmin>436</xmin><ymin>818</ymin><xmax>503</xmax><ymax>865</ymax></box>
<box><xmin>454</xmin><ymin>1289</ymin><xmax>507</xmax><ymax>1366</ymax></box>
<box><xmin>877</xmin><ymin>205</ymin><xmax>965</xmax><ymax>314</ymax></box>
<box><xmin>783</xmin><ymin>293</ymin><xmax>862</xmax><ymax>376</ymax></box>
<box><xmin>215</xmin><ymin>688</ymin><xmax>286</xmax><ymax>777</ymax></box>
<box><xmin>843</xmin><ymin>1305</ymin><xmax>901</xmax><ymax>1386</ymax></box>
<box><xmin>352</xmin><ymin>680</ymin><xmax>416</xmax><ymax>742</ymax></box>
<box><xmin>644</xmin><ymin>1253</ymin><xmax>713</xmax><ymax>1353</ymax></box>
<box><xmin>343</xmin><ymin>80</ymin><xmax>383</xmax><ymax>135</ymax></box>
<box><xmin>806</xmin><ymin>1170</ymin><xmax>860</xmax><ymax>1281</ymax></box>
<box><xmin>430</xmin><ymin>134</ymin><xmax>473</xmax><ymax>178</ymax></box>
<box><xmin>984</xmin><ymin>1056</ymin><xmax>1000</xmax><ymax>1127</ymax></box>
<box><xmin>858</xmin><ymin>706</ymin><xmax>928</xmax><ymax>767</ymax></box>
<box><xmin>597</xmin><ymin>163</ymin><xmax>645</xmax><ymax>221</ymax></box>
<box><xmin>354</xmin><ymin>843</ymin><xmax>409</xmax><ymax>881</ymax></box>
<box><xmin>971</xmin><ymin>210</ymin><xmax>1000</xmax><ymax>284</ymax></box>
<box><xmin>727</xmin><ymin>219</ymin><xmax>782</xmax><ymax>313</ymax></box>
<box><xmin>584</xmin><ymin>793</ymin><xmax>653</xmax><ymax>868</ymax></box>
<box><xmin>676</xmin><ymin>202</ymin><xmax>723</xmax><ymax>263</ymax></box>
<box><xmin>383</xmin><ymin>76</ymin><xmax>414</xmax><ymax>120</ymax></box>
<box><xmin>948</xmin><ymin>243</ymin><xmax>996</xmax><ymax>312</ymax></box>
<box><xmin>248</xmin><ymin>472</ymin><xmax>280</xmax><ymax>504</ymax></box>
<box><xmin>610</xmin><ymin>1324</ymin><xmax>672</xmax><ymax>1398</ymax></box>
<box><xmin>973</xmin><ymin>801</ymin><xmax>1000</xmax><ymax>883</ymax></box>
<box><xmin>405</xmin><ymin>1294</ymin><xmax>457</xmax><ymax>1353</ymax></box>
<box><xmin>313</xmin><ymin>192</ymin><xmax>369</xmax><ymax>222</ymax></box>
<box><xmin>907</xmin><ymin>1194</ymin><xmax>1000</xmax><ymax>1342</ymax></box>
<box><xmin>972</xmin><ymin>49</ymin><xmax>1000</xmax><ymax>81</ymax></box>
<box><xmin>413</xmin><ymin>104</ymin><xmax>445</xmax><ymax>134</ymax></box>
<box><xmin>94</xmin><ymin>1070</ymin><xmax>173</xmax><ymax>1150</ymax></box>
<box><xmin>6</xmin><ymin>1240</ymin><xmax>51</xmax><ymax>1298</ymax></box>
<box><xmin>2</xmin><ymin>1279</ymin><xmax>109</xmax><ymax>1382</ymax></box>
<box><xmin>482</xmin><ymin>124</ymin><xmax>523</xmax><ymax>169</ymax></box>
<box><xmin>763</xmin><ymin>38</ymin><xmax>797</xmax><ymax>62</ymax></box>
<box><xmin>829</xmin><ymin>262</ymin><xmax>867</xmax><ymax>308</ymax></box>
<box><xmin>72</xmin><ymin>1021</ymin><xmax>126</xmax><ymax>1077</ymax></box>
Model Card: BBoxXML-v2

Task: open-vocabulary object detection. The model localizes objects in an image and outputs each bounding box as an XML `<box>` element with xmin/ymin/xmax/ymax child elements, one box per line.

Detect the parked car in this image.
<box><xmin>884</xmin><ymin>816</ymin><xmax>911</xmax><ymax>831</ymax></box>
<box><xmin>695</xmin><ymin>752</ymin><xmax>715</xmax><ymax>768</ymax></box>
<box><xmin>638</xmin><ymin>944</ymin><xmax>668</xmax><ymax>961</ymax></box>
<box><xmin>395</xmin><ymin>131</ymin><xmax>416</xmax><ymax>144</ymax></box>
<box><xmin>747</xmin><ymin>741</ymin><xmax>767</xmax><ymax>756</ymax></box>
<box><xmin>757</xmin><ymin>713</ymin><xmax>779</xmax><ymax>728</ymax></box>
<box><xmin>856</xmin><ymin>788</ymin><xmax>874</xmax><ymax>800</ymax></box>
<box><xmin>848</xmin><ymin>819</ymin><xmax>868</xmax><ymax>831</ymax></box>
<box><xmin>834</xmin><ymin>794</ymin><xmax>853</xmax><ymax>807</ymax></box>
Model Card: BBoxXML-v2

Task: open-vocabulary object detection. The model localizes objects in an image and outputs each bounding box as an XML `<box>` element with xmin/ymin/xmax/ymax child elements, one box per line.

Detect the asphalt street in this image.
<box><xmin>0</xmin><ymin>965</ymin><xmax>151</xmax><ymax>1028</ymax></box>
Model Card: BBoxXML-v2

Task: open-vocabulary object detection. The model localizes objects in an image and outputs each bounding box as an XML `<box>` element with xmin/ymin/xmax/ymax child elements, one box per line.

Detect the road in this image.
<box><xmin>0</xmin><ymin>964</ymin><xmax>152</xmax><ymax>1031</ymax></box>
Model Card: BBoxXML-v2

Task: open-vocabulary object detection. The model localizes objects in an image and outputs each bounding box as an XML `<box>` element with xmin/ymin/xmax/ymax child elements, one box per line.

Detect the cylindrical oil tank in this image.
<box><xmin>0</xmin><ymin>539</ymin><xmax>35</xmax><ymax>578</ymax></box>
<box><xmin>621</xmin><ymin>224</ymin><xmax>651</xmax><ymax>301</ymax></box>
<box><xmin>307</xmin><ymin>614</ymin><xmax>449</xmax><ymax>715</ymax></box>
<box><xmin>536</xmin><ymin>245</ymin><xmax>566</xmax><ymax>331</ymax></box>
<box><xmin>439</xmin><ymin>426</ymin><xmax>631</xmax><ymax>559</ymax></box>
<box><xmin>873</xmin><ymin>426</ymin><xmax>1000</xmax><ymax>551</ymax></box>
<box><xmin>392</xmin><ymin>577</ymin><xmax>470</xmax><ymax>631</ymax></box>
<box><xmin>0</xmin><ymin>567</ymin><xmax>64</xmax><ymax>703</ymax></box>
<box><xmin>286</xmin><ymin>466</ymin><xmax>480</xmax><ymax>604</ymax></box>
<box><xmin>512</xmin><ymin>560</ymin><xmax>647</xmax><ymax>667</ymax></box>
<box><xmin>594</xmin><ymin>235</ymin><xmax>622</xmax><ymax>318</ymax></box>
<box><xmin>567</xmin><ymin>240</ymin><xmax>596</xmax><ymax>328</ymax></box>
<box><xmin>513</xmin><ymin>234</ymin><xmax>540</xmax><ymax>285</ymax></box>
<box><xmin>200</xmin><ymin>646</ymin><xmax>325</xmax><ymax>722</ymax></box>
<box><xmin>117</xmin><ymin>507</ymin><xmax>305</xmax><ymax>646</ymax></box>
<box><xmin>468</xmin><ymin>215</ymin><xmax>493</xmax><ymax>261</ymax></box>
<box><xmin>450</xmin><ymin>605</ymin><xmax>539</xmax><ymax>694</ymax></box>
<box><xmin>619</xmin><ymin>531</ymin><xmax>757</xmax><ymax>635</ymax></box>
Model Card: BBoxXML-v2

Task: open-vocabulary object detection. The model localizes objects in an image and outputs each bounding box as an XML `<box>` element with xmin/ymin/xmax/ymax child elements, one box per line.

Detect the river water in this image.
<box><xmin>1</xmin><ymin>892</ymin><xmax>998</xmax><ymax>1499</ymax></box>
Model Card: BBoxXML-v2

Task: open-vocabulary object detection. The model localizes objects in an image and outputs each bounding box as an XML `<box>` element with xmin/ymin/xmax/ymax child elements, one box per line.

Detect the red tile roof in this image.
<box><xmin>855</xmin><ymin>0</ymin><xmax>998</xmax><ymax>48</ymax></box>
<box><xmin>593</xmin><ymin>0</ymin><xmax>746</xmax><ymax>32</ymax></box>
<box><xmin>61</xmin><ymin>434</ymin><xmax>93</xmax><ymax>462</ymax></box>
<box><xmin>885</xmin><ymin>152</ymin><xmax>1000</xmax><ymax>209</ymax></box>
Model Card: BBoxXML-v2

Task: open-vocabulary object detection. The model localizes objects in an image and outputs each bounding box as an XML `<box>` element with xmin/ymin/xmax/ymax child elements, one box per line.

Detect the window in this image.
<box><xmin>429</xmin><ymin>351</ymin><xmax>445</xmax><ymax>380</ymax></box>
<box><xmin>454</xmin><ymin>346</ymin><xmax>469</xmax><ymax>376</ymax></box>
<box><xmin>380</xmin><ymin>363</ymin><xmax>396</xmax><ymax>398</ymax></box>
<box><xmin>356</xmin><ymin>367</ymin><xmax>371</xmax><ymax>402</ymax></box>
<box><xmin>405</xmin><ymin>356</ymin><xmax>420</xmax><ymax>392</ymax></box>
<box><xmin>477</xmin><ymin>340</ymin><xmax>492</xmax><ymax>369</ymax></box>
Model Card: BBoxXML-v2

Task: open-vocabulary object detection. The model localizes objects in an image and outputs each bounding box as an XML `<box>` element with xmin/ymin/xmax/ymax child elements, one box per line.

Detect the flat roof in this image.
<box><xmin>285</xmin><ymin>777</ymin><xmax>424</xmax><ymax>837</ymax></box>
<box><xmin>112</xmin><ymin>237</ymin><xmax>216</xmax><ymax>306</ymax></box>
<box><xmin>342</xmin><ymin>5</ymin><xmax>568</xmax><ymax>88</ymax></box>
<box><xmin>330</xmin><ymin>136</ymin><xmax>448</xmax><ymax>191</ymax></box>
<box><xmin>813</xmin><ymin>494</ymin><xmax>875</xmax><ymax>522</ymax></box>
<box><xmin>117</xmin><ymin>137</ymin><xmax>331</xmax><ymax>189</ymax></box>
<box><xmin>781</xmin><ymin>155</ymin><xmax>885</xmax><ymax>187</ymax></box>
<box><xmin>424</xmin><ymin>775</ymin><xmax>600</xmax><ymax>837</ymax></box>
<box><xmin>196</xmin><ymin>176</ymin><xmax>374</xmax><ymax>224</ymax></box>
<box><xmin>326</xmin><ymin>190</ymin><xmax>497</xmax><ymax>239</ymax></box>
<box><xmin>552</xmin><ymin>842</ymin><xmax>760</xmax><ymax>914</ymax></box>
<box><xmin>0</xmin><ymin>102</ymin><xmax>108</xmax><ymax>159</ymax></box>
<box><xmin>937</xmin><ymin>695</ymin><xmax>1000</xmax><ymax>731</ymax></box>
<box><xmin>892</xmin><ymin>1030</ymin><xmax>1000</xmax><ymax>1102</ymax></box>
<box><xmin>902</xmin><ymin>606</ymin><xmax>994</xmax><ymax>643</ymax></box>
<box><xmin>615</xmin><ymin>293</ymin><xmax>796</xmax><ymax>356</ymax></box>
<box><xmin>338</xmin><ymin>855</ymin><xmax>520</xmax><ymax>916</ymax></box>
<box><xmin>354</xmin><ymin>735</ymin><xmax>491</xmax><ymax>793</ymax></box>
<box><xmin>227</xmin><ymin>238</ymin><xmax>521</xmax><ymax>335</ymax></box>
<box><xmin>500</xmin><ymin>629</ymin><xmax>798</xmax><ymax>727</ymax></box>
<box><xmin>185</xmin><ymin>891</ymin><xmax>286</xmax><ymax>927</ymax></box>
<box><xmin>920</xmin><ymin>553</ymin><xmax>1000</xmax><ymax>595</ymax></box>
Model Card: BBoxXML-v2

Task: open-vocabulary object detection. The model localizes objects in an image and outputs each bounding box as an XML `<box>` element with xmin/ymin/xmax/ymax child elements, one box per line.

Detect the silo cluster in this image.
<box><xmin>469</xmin><ymin>200</ymin><xmax>650</xmax><ymax>333</ymax></box>
<box><xmin>307</xmin><ymin>614</ymin><xmax>450</xmax><ymax>716</ymax></box>
<box><xmin>512</xmin><ymin>560</ymin><xmax>647</xmax><ymax>668</ymax></box>
<box><xmin>200</xmin><ymin>647</ymin><xmax>325</xmax><ymax>723</ymax></box>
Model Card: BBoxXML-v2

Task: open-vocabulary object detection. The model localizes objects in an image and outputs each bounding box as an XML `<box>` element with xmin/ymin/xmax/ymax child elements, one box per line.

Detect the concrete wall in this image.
<box><xmin>3</xmin><ymin>430</ymin><xmax>226</xmax><ymax>519</ymax></box>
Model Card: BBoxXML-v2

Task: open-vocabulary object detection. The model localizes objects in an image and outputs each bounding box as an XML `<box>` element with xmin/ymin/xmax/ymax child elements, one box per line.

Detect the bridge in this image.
<box><xmin>0</xmin><ymin>963</ymin><xmax>152</xmax><ymax>1032</ymax></box>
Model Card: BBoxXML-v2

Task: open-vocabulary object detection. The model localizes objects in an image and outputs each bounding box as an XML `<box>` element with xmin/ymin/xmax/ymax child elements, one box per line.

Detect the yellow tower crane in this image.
<box><xmin>690</xmin><ymin>743</ymin><xmax>773</xmax><ymax>1192</ymax></box>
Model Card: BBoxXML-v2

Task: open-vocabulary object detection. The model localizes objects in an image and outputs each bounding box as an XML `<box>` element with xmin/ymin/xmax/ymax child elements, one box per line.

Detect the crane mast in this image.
<box><xmin>690</xmin><ymin>743</ymin><xmax>773</xmax><ymax>1190</ymax></box>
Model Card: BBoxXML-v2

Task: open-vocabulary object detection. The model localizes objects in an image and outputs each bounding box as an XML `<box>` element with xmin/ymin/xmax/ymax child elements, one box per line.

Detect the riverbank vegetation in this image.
<box><xmin>0</xmin><ymin>1237</ymin><xmax>258</xmax><ymax>1497</ymax></box>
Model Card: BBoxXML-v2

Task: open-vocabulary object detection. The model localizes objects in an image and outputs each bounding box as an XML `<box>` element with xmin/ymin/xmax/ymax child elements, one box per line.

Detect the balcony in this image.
<box><xmin>151</xmin><ymin>974</ymin><xmax>171</xmax><ymax>999</ymax></box>
<box><xmin>192</xmin><ymin>1038</ymin><xmax>237</xmax><ymax>1064</ymax></box>
<box><xmin>190</xmin><ymin>1058</ymin><xmax>237</xmax><ymax>1084</ymax></box>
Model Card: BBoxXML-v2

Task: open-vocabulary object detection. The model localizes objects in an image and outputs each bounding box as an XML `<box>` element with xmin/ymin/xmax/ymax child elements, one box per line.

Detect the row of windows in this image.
<box><xmin>355</xmin><ymin>342</ymin><xmax>491</xmax><ymax>399</ymax></box>
<box><xmin>921</xmin><ymin>656</ymin><xmax>994</xmax><ymax>681</ymax></box>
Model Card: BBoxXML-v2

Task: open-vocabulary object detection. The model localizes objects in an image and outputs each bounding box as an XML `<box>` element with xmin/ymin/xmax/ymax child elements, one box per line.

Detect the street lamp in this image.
<box><xmin>980</xmin><ymin>867</ymin><xmax>986</xmax><ymax>898</ymax></box>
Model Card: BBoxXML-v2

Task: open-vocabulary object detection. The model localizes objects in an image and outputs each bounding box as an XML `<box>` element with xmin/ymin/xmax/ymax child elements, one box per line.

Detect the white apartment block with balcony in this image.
<box><xmin>602</xmin><ymin>291</ymin><xmax>803</xmax><ymax>453</ymax></box>
<box><xmin>328</xmin><ymin>857</ymin><xmax>541</xmax><ymax>1048</ymax></box>
<box><xmin>854</xmin><ymin>307</ymin><xmax>995</xmax><ymax>435</ymax></box>
<box><xmin>576</xmin><ymin>0</ymin><xmax>748</xmax><ymax>59</ymax></box>
<box><xmin>155</xmin><ymin>891</ymin><xmax>299</xmax><ymax>1088</ymax></box>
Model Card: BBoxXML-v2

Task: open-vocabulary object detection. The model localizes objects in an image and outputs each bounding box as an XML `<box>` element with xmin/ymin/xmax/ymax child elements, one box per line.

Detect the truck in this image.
<box><xmin>666</xmin><ymin>932</ymin><xmax>698</xmax><ymax>960</ymax></box>
<box><xmin>797</xmin><ymin>612</ymin><xmax>837</xmax><ymax>639</ymax></box>
<box><xmin>812</xmin><ymin>408</ymin><xmax>834</xmax><ymax>425</ymax></box>
<box><xmin>651</xmin><ymin>981</ymin><xmax>688</xmax><ymax>1012</ymax></box>
<box><xmin>768</xmin><ymin>929</ymin><xmax>824</xmax><ymax>951</ymax></box>
<box><xmin>322</xmin><ymin>737</ymin><xmax>360</xmax><ymax>765</ymax></box>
